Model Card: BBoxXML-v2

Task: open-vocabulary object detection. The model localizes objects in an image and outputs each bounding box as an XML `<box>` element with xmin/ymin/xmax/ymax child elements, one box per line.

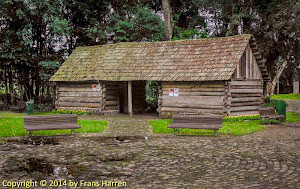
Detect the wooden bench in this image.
<box><xmin>11</xmin><ymin>101</ymin><xmax>26</xmax><ymax>112</ymax></box>
<box><xmin>168</xmin><ymin>115</ymin><xmax>223</xmax><ymax>136</ymax></box>
<box><xmin>259</xmin><ymin>107</ymin><xmax>285</xmax><ymax>124</ymax></box>
<box><xmin>23</xmin><ymin>114</ymin><xmax>81</xmax><ymax>136</ymax></box>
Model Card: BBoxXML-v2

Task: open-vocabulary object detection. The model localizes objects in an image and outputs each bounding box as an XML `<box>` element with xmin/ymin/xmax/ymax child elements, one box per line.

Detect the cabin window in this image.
<box><xmin>240</xmin><ymin>51</ymin><xmax>246</xmax><ymax>78</ymax></box>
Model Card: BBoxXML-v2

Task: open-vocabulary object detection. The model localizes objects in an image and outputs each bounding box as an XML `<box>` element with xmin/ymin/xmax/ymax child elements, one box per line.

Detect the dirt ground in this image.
<box><xmin>0</xmin><ymin>118</ymin><xmax>299</xmax><ymax>189</ymax></box>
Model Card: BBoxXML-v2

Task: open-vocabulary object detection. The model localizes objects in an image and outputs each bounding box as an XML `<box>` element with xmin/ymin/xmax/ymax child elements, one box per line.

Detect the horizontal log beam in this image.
<box><xmin>105</xmin><ymin>101</ymin><xmax>119</xmax><ymax>106</ymax></box>
<box><xmin>57</xmin><ymin>97</ymin><xmax>101</xmax><ymax>103</ymax></box>
<box><xmin>160</xmin><ymin>107</ymin><xmax>224</xmax><ymax>114</ymax></box>
<box><xmin>162</xmin><ymin>88</ymin><xmax>224</xmax><ymax>92</ymax></box>
<box><xmin>231</xmin><ymin>101</ymin><xmax>261</xmax><ymax>107</ymax></box>
<box><xmin>105</xmin><ymin>96</ymin><xmax>119</xmax><ymax>101</ymax></box>
<box><xmin>230</xmin><ymin>89</ymin><xmax>263</xmax><ymax>93</ymax></box>
<box><xmin>230</xmin><ymin>80</ymin><xmax>262</xmax><ymax>86</ymax></box>
<box><xmin>162</xmin><ymin>102</ymin><xmax>224</xmax><ymax>109</ymax></box>
<box><xmin>105</xmin><ymin>106</ymin><xmax>119</xmax><ymax>111</ymax></box>
<box><xmin>56</xmin><ymin>102</ymin><xmax>101</xmax><ymax>108</ymax></box>
<box><xmin>58</xmin><ymin>83</ymin><xmax>97</xmax><ymax>88</ymax></box>
<box><xmin>230</xmin><ymin>97</ymin><xmax>261</xmax><ymax>103</ymax></box>
<box><xmin>59</xmin><ymin>92</ymin><xmax>101</xmax><ymax>97</ymax></box>
<box><xmin>230</xmin><ymin>93</ymin><xmax>263</xmax><ymax>97</ymax></box>
<box><xmin>162</xmin><ymin>97</ymin><xmax>224</xmax><ymax>105</ymax></box>
<box><xmin>230</xmin><ymin>85</ymin><xmax>262</xmax><ymax>89</ymax></box>
<box><xmin>162</xmin><ymin>95</ymin><xmax>224</xmax><ymax>100</ymax></box>
<box><xmin>230</xmin><ymin>105</ymin><xmax>260</xmax><ymax>112</ymax></box>
<box><xmin>59</xmin><ymin>87</ymin><xmax>100</xmax><ymax>92</ymax></box>
<box><xmin>162</xmin><ymin>91</ymin><xmax>225</xmax><ymax>96</ymax></box>
<box><xmin>230</xmin><ymin>110</ymin><xmax>259</xmax><ymax>116</ymax></box>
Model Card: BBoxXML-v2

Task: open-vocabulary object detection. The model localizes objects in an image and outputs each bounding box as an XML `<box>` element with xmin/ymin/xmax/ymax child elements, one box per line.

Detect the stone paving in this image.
<box><xmin>0</xmin><ymin>118</ymin><xmax>300</xmax><ymax>189</ymax></box>
<box><xmin>101</xmin><ymin>119</ymin><xmax>153</xmax><ymax>137</ymax></box>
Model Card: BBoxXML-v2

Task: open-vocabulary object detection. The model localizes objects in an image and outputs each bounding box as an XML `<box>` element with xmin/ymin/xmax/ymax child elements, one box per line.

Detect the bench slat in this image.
<box><xmin>169</xmin><ymin>114</ymin><xmax>223</xmax><ymax>132</ymax></box>
<box><xmin>25</xmin><ymin>124</ymin><xmax>81</xmax><ymax>131</ymax></box>
<box><xmin>173</xmin><ymin>121</ymin><xmax>222</xmax><ymax>126</ymax></box>
<box><xmin>173</xmin><ymin>115</ymin><xmax>223</xmax><ymax>119</ymax></box>
<box><xmin>23</xmin><ymin>114</ymin><xmax>81</xmax><ymax>133</ymax></box>
<box><xmin>23</xmin><ymin>114</ymin><xmax>77</xmax><ymax>119</ymax></box>
<box><xmin>169</xmin><ymin>124</ymin><xmax>221</xmax><ymax>130</ymax></box>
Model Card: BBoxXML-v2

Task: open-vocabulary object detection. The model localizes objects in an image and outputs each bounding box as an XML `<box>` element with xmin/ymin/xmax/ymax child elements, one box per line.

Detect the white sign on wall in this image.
<box><xmin>174</xmin><ymin>88</ymin><xmax>179</xmax><ymax>96</ymax></box>
<box><xmin>168</xmin><ymin>88</ymin><xmax>174</xmax><ymax>96</ymax></box>
<box><xmin>169</xmin><ymin>88</ymin><xmax>179</xmax><ymax>96</ymax></box>
<box><xmin>92</xmin><ymin>84</ymin><xmax>101</xmax><ymax>92</ymax></box>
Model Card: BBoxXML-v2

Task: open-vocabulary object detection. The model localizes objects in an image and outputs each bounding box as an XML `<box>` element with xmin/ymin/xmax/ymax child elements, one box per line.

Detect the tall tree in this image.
<box><xmin>162</xmin><ymin>0</ymin><xmax>172</xmax><ymax>40</ymax></box>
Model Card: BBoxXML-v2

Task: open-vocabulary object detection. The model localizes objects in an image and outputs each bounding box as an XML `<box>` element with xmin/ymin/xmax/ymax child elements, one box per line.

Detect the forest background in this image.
<box><xmin>0</xmin><ymin>0</ymin><xmax>299</xmax><ymax>107</ymax></box>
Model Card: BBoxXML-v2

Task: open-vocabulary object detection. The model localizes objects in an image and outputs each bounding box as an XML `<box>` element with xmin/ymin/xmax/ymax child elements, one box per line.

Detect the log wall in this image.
<box><xmin>56</xmin><ymin>82</ymin><xmax>103</xmax><ymax>113</ymax></box>
<box><xmin>56</xmin><ymin>81</ymin><xmax>146</xmax><ymax>114</ymax></box>
<box><xmin>159</xmin><ymin>81</ymin><xmax>225</xmax><ymax>115</ymax></box>
<box><xmin>104</xmin><ymin>82</ymin><xmax>120</xmax><ymax>111</ymax></box>
<box><xmin>228</xmin><ymin>79</ymin><xmax>263</xmax><ymax>116</ymax></box>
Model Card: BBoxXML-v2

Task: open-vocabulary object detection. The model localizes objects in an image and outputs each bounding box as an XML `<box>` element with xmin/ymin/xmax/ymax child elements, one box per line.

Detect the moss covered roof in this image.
<box><xmin>50</xmin><ymin>34</ymin><xmax>268</xmax><ymax>82</ymax></box>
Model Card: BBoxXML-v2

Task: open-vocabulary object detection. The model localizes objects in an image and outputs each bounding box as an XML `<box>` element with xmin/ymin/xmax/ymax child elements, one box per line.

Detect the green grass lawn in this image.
<box><xmin>286</xmin><ymin>112</ymin><xmax>300</xmax><ymax>122</ymax></box>
<box><xmin>270</xmin><ymin>94</ymin><xmax>300</xmax><ymax>100</ymax></box>
<box><xmin>150</xmin><ymin>112</ymin><xmax>300</xmax><ymax>136</ymax></box>
<box><xmin>0</xmin><ymin>111</ymin><xmax>108</xmax><ymax>138</ymax></box>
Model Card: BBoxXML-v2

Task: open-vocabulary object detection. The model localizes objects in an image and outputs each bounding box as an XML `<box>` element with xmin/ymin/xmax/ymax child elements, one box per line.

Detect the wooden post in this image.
<box><xmin>128</xmin><ymin>81</ymin><xmax>133</xmax><ymax>117</ymax></box>
<box><xmin>102</xmin><ymin>82</ymin><xmax>106</xmax><ymax>111</ymax></box>
<box><xmin>55</xmin><ymin>84</ymin><xmax>59</xmax><ymax>109</ymax></box>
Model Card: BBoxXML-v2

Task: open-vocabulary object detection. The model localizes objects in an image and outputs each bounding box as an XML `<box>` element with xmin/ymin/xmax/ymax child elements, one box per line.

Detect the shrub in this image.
<box><xmin>51</xmin><ymin>109</ymin><xmax>90</xmax><ymax>115</ymax></box>
<box><xmin>224</xmin><ymin>114</ymin><xmax>260</xmax><ymax>122</ymax></box>
<box><xmin>264</xmin><ymin>97</ymin><xmax>287</xmax><ymax>108</ymax></box>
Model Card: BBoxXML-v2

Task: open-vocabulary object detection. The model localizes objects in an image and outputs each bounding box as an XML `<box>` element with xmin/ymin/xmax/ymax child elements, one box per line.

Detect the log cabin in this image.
<box><xmin>50</xmin><ymin>34</ymin><xmax>270</xmax><ymax>116</ymax></box>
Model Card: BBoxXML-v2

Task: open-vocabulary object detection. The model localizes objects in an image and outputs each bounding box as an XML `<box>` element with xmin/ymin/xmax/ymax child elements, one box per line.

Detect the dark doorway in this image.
<box><xmin>119</xmin><ymin>82</ymin><xmax>128</xmax><ymax>113</ymax></box>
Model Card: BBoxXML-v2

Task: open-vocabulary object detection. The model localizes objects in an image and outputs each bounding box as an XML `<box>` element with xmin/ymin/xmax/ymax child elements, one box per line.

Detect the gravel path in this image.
<box><xmin>0</xmin><ymin>119</ymin><xmax>299</xmax><ymax>189</ymax></box>
<box><xmin>101</xmin><ymin>119</ymin><xmax>153</xmax><ymax>137</ymax></box>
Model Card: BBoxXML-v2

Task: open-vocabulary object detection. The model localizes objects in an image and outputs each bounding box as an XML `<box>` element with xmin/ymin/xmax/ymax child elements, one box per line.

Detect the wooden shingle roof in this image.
<box><xmin>50</xmin><ymin>34</ymin><xmax>269</xmax><ymax>82</ymax></box>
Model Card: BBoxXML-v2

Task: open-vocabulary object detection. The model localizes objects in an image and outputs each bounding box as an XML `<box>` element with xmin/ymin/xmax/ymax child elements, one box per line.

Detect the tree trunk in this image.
<box><xmin>8</xmin><ymin>70</ymin><xmax>14</xmax><ymax>104</ymax></box>
<box><xmin>4</xmin><ymin>65</ymin><xmax>9</xmax><ymax>104</ymax></box>
<box><xmin>267</xmin><ymin>61</ymin><xmax>288</xmax><ymax>95</ymax></box>
<box><xmin>162</xmin><ymin>0</ymin><xmax>172</xmax><ymax>40</ymax></box>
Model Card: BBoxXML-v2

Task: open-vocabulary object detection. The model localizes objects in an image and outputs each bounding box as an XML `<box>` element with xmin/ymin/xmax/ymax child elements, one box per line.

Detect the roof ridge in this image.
<box><xmin>76</xmin><ymin>34</ymin><xmax>252</xmax><ymax>49</ymax></box>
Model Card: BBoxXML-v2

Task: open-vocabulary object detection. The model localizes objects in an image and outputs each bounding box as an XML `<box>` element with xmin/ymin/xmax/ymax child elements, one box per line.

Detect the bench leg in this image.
<box><xmin>213</xmin><ymin>130</ymin><xmax>218</xmax><ymax>137</ymax></box>
<box><xmin>174</xmin><ymin>128</ymin><xmax>180</xmax><ymax>135</ymax></box>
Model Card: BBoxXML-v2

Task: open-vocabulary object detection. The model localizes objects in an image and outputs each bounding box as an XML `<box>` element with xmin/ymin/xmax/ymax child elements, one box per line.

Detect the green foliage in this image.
<box><xmin>86</xmin><ymin>26</ymin><xmax>106</xmax><ymax>41</ymax></box>
<box><xmin>173</xmin><ymin>28</ymin><xmax>208</xmax><ymax>40</ymax></box>
<box><xmin>270</xmin><ymin>94</ymin><xmax>300</xmax><ymax>101</ymax></box>
<box><xmin>264</xmin><ymin>98</ymin><xmax>287</xmax><ymax>108</ymax></box>
<box><xmin>38</xmin><ymin>61</ymin><xmax>60</xmax><ymax>69</ymax></box>
<box><xmin>49</xmin><ymin>18</ymin><xmax>71</xmax><ymax>36</ymax></box>
<box><xmin>39</xmin><ymin>61</ymin><xmax>61</xmax><ymax>82</ymax></box>
<box><xmin>224</xmin><ymin>114</ymin><xmax>260</xmax><ymax>122</ymax></box>
<box><xmin>172</xmin><ymin>14</ymin><xmax>208</xmax><ymax>40</ymax></box>
<box><xmin>107</xmin><ymin>6</ymin><xmax>165</xmax><ymax>42</ymax></box>
<box><xmin>51</xmin><ymin>109</ymin><xmax>90</xmax><ymax>116</ymax></box>
<box><xmin>146</xmin><ymin>96</ymin><xmax>158</xmax><ymax>104</ymax></box>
